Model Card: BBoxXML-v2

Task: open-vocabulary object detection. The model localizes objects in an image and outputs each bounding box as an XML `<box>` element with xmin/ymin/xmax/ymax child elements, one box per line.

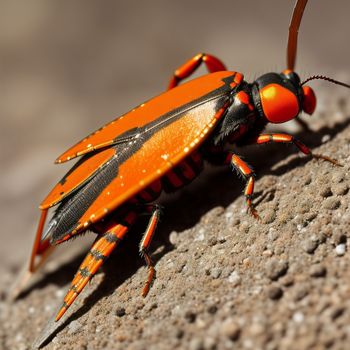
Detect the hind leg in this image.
<box><xmin>9</xmin><ymin>209</ymin><xmax>56</xmax><ymax>299</ymax></box>
<box><xmin>28</xmin><ymin>209</ymin><xmax>55</xmax><ymax>272</ymax></box>
<box><xmin>55</xmin><ymin>210</ymin><xmax>137</xmax><ymax>321</ymax></box>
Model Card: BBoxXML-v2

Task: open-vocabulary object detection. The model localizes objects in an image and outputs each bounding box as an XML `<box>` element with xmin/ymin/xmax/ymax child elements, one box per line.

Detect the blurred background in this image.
<box><xmin>0</xmin><ymin>0</ymin><xmax>349</xmax><ymax>268</ymax></box>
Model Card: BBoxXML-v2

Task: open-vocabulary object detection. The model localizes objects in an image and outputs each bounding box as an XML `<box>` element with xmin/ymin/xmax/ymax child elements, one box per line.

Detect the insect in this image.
<box><xmin>17</xmin><ymin>0</ymin><xmax>350</xmax><ymax>326</ymax></box>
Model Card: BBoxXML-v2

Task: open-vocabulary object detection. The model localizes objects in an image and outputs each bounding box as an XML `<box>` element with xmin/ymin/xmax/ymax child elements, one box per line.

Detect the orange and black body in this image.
<box><xmin>30</xmin><ymin>66</ymin><xmax>320</xmax><ymax>321</ymax></box>
<box><xmin>43</xmin><ymin>69</ymin><xmax>315</xmax><ymax>245</ymax></box>
<box><xmin>21</xmin><ymin>0</ymin><xmax>349</xmax><ymax>328</ymax></box>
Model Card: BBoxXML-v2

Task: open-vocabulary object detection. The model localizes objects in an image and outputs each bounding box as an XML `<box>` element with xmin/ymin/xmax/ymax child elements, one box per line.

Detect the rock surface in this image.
<box><xmin>1</xmin><ymin>96</ymin><xmax>350</xmax><ymax>350</ymax></box>
<box><xmin>1</xmin><ymin>2</ymin><xmax>350</xmax><ymax>350</ymax></box>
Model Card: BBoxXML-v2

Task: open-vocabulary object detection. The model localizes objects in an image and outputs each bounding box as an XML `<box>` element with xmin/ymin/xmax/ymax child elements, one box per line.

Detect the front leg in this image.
<box><xmin>167</xmin><ymin>53</ymin><xmax>227</xmax><ymax>90</ymax></box>
<box><xmin>202</xmin><ymin>145</ymin><xmax>260</xmax><ymax>218</ymax></box>
<box><xmin>254</xmin><ymin>133</ymin><xmax>341</xmax><ymax>166</ymax></box>
<box><xmin>230</xmin><ymin>154</ymin><xmax>260</xmax><ymax>220</ymax></box>
<box><xmin>139</xmin><ymin>204</ymin><xmax>162</xmax><ymax>297</ymax></box>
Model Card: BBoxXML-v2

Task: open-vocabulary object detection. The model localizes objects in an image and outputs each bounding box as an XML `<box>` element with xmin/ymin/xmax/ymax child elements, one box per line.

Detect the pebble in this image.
<box><xmin>207</xmin><ymin>236</ymin><xmax>218</xmax><ymax>246</ymax></box>
<box><xmin>169</xmin><ymin>231</ymin><xmax>178</xmax><ymax>245</ymax></box>
<box><xmin>274</xmin><ymin>245</ymin><xmax>285</xmax><ymax>255</ymax></box>
<box><xmin>303</xmin><ymin>239</ymin><xmax>319</xmax><ymax>254</ymax></box>
<box><xmin>210</xmin><ymin>267</ymin><xmax>222</xmax><ymax>279</ymax></box>
<box><xmin>227</xmin><ymin>271</ymin><xmax>241</xmax><ymax>286</ymax></box>
<box><xmin>225</xmin><ymin>212</ymin><xmax>233</xmax><ymax>219</ymax></box>
<box><xmin>262</xmin><ymin>249</ymin><xmax>273</xmax><ymax>257</ymax></box>
<box><xmin>293</xmin><ymin>285</ymin><xmax>309</xmax><ymax>301</ymax></box>
<box><xmin>194</xmin><ymin>229</ymin><xmax>205</xmax><ymax>242</ymax></box>
<box><xmin>52</xmin><ymin>337</ymin><xmax>60</xmax><ymax>345</ymax></box>
<box><xmin>317</xmin><ymin>232</ymin><xmax>327</xmax><ymax>244</ymax></box>
<box><xmin>319</xmin><ymin>186</ymin><xmax>332</xmax><ymax>198</ymax></box>
<box><xmin>322</xmin><ymin>134</ymin><xmax>331</xmax><ymax>143</ymax></box>
<box><xmin>267</xmin><ymin>227</ymin><xmax>279</xmax><ymax>241</ymax></box>
<box><xmin>189</xmin><ymin>338</ymin><xmax>204</xmax><ymax>350</ymax></box>
<box><xmin>218</xmin><ymin>236</ymin><xmax>227</xmax><ymax>244</ymax></box>
<box><xmin>266</xmin><ymin>260</ymin><xmax>289</xmax><ymax>281</ymax></box>
<box><xmin>309</xmin><ymin>264</ymin><xmax>327</xmax><ymax>277</ymax></box>
<box><xmin>280</xmin><ymin>275</ymin><xmax>294</xmax><ymax>287</ymax></box>
<box><xmin>305</xmin><ymin>212</ymin><xmax>318</xmax><ymax>222</ymax></box>
<box><xmin>239</xmin><ymin>221</ymin><xmax>250</xmax><ymax>233</ymax></box>
<box><xmin>203</xmin><ymin>337</ymin><xmax>217</xmax><ymax>350</ymax></box>
<box><xmin>267</xmin><ymin>286</ymin><xmax>283</xmax><ymax>300</ymax></box>
<box><xmin>220</xmin><ymin>319</ymin><xmax>241</xmax><ymax>341</ymax></box>
<box><xmin>335</xmin><ymin>244</ymin><xmax>346</xmax><ymax>256</ymax></box>
<box><xmin>332</xmin><ymin>183</ymin><xmax>348</xmax><ymax>195</ymax></box>
<box><xmin>297</xmin><ymin>200</ymin><xmax>312</xmax><ymax>214</ymax></box>
<box><xmin>304</xmin><ymin>175</ymin><xmax>312</xmax><ymax>185</ymax></box>
<box><xmin>322</xmin><ymin>198</ymin><xmax>341</xmax><ymax>210</ymax></box>
<box><xmin>293</xmin><ymin>312</ymin><xmax>304</xmax><ymax>323</ymax></box>
<box><xmin>262</xmin><ymin>209</ymin><xmax>276</xmax><ymax>224</ymax></box>
<box><xmin>332</xmin><ymin>168</ymin><xmax>345</xmax><ymax>181</ymax></box>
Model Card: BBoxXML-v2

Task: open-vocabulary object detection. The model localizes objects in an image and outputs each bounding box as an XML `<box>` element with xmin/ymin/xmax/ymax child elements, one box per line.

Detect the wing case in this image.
<box><xmin>41</xmin><ymin>71</ymin><xmax>243</xmax><ymax>240</ymax></box>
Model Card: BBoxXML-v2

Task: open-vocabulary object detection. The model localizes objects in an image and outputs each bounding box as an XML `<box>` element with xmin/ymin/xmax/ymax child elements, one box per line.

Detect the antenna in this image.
<box><xmin>301</xmin><ymin>75</ymin><xmax>350</xmax><ymax>89</ymax></box>
<box><xmin>287</xmin><ymin>0</ymin><xmax>308</xmax><ymax>71</ymax></box>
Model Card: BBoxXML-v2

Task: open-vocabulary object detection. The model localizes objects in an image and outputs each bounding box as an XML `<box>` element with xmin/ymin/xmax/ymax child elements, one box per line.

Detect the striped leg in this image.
<box><xmin>255</xmin><ymin>133</ymin><xmax>340</xmax><ymax>165</ymax></box>
<box><xmin>139</xmin><ymin>205</ymin><xmax>162</xmax><ymax>297</ymax></box>
<box><xmin>168</xmin><ymin>53</ymin><xmax>227</xmax><ymax>90</ymax></box>
<box><xmin>55</xmin><ymin>212</ymin><xmax>137</xmax><ymax>322</ymax></box>
<box><xmin>230</xmin><ymin>155</ymin><xmax>259</xmax><ymax>220</ymax></box>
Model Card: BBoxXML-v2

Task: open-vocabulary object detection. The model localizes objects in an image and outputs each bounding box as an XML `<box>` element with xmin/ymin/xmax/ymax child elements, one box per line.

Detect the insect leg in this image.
<box><xmin>168</xmin><ymin>53</ymin><xmax>227</xmax><ymax>90</ymax></box>
<box><xmin>9</xmin><ymin>209</ymin><xmax>56</xmax><ymax>299</ymax></box>
<box><xmin>139</xmin><ymin>205</ymin><xmax>162</xmax><ymax>297</ymax></box>
<box><xmin>255</xmin><ymin>133</ymin><xmax>341</xmax><ymax>166</ymax></box>
<box><xmin>28</xmin><ymin>209</ymin><xmax>54</xmax><ymax>272</ymax></box>
<box><xmin>230</xmin><ymin>154</ymin><xmax>259</xmax><ymax>220</ymax></box>
<box><xmin>55</xmin><ymin>211</ymin><xmax>137</xmax><ymax>322</ymax></box>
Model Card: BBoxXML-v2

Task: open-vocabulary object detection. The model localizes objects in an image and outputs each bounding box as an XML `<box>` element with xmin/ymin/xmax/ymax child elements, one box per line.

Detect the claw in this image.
<box><xmin>312</xmin><ymin>153</ymin><xmax>343</xmax><ymax>167</ymax></box>
<box><xmin>141</xmin><ymin>265</ymin><xmax>156</xmax><ymax>297</ymax></box>
<box><xmin>141</xmin><ymin>252</ymin><xmax>156</xmax><ymax>297</ymax></box>
<box><xmin>247</xmin><ymin>204</ymin><xmax>261</xmax><ymax>221</ymax></box>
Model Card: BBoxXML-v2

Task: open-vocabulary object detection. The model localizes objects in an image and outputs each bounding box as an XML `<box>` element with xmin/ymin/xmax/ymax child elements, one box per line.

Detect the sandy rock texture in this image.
<box><xmin>1</xmin><ymin>97</ymin><xmax>350</xmax><ymax>350</ymax></box>
<box><xmin>0</xmin><ymin>1</ymin><xmax>350</xmax><ymax>350</ymax></box>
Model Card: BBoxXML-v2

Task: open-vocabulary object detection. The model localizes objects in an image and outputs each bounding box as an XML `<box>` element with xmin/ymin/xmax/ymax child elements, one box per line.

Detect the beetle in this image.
<box><xmin>17</xmin><ymin>0</ymin><xmax>350</xmax><ymax>324</ymax></box>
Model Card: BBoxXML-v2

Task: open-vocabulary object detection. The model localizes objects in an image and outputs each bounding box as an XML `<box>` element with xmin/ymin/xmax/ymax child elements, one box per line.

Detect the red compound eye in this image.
<box><xmin>302</xmin><ymin>85</ymin><xmax>316</xmax><ymax>115</ymax></box>
<box><xmin>260</xmin><ymin>83</ymin><xmax>299</xmax><ymax>123</ymax></box>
